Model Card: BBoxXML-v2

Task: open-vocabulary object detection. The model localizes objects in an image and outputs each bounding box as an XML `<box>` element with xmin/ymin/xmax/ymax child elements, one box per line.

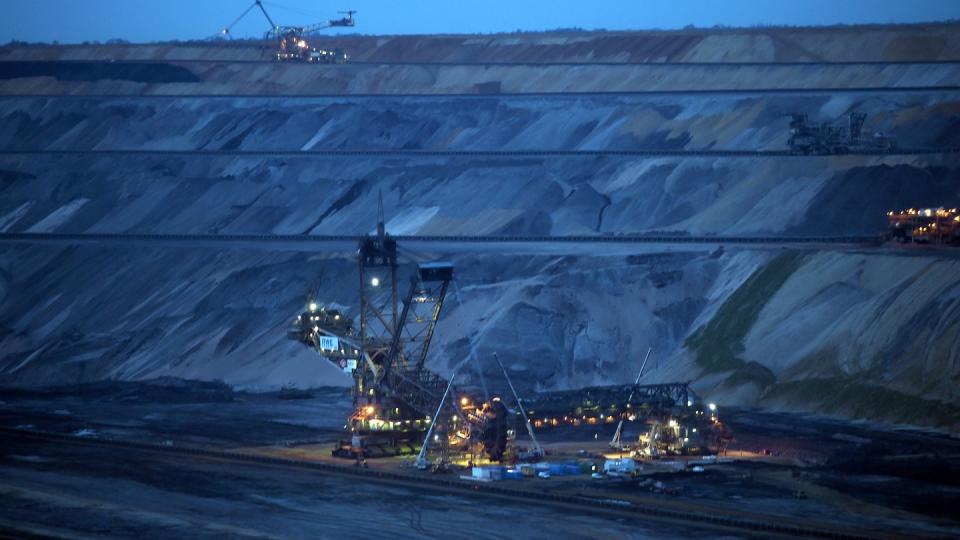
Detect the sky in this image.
<box><xmin>1</xmin><ymin>0</ymin><xmax>959</xmax><ymax>44</ymax></box>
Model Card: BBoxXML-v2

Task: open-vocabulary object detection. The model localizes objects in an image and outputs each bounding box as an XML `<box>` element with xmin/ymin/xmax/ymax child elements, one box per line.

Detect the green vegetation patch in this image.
<box><xmin>686</xmin><ymin>252</ymin><xmax>807</xmax><ymax>388</ymax></box>
<box><xmin>725</xmin><ymin>361</ymin><xmax>777</xmax><ymax>388</ymax></box>
<box><xmin>764</xmin><ymin>377</ymin><xmax>960</xmax><ymax>429</ymax></box>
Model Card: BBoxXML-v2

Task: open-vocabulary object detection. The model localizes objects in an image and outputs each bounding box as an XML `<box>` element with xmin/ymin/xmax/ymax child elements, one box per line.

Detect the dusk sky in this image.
<box><xmin>2</xmin><ymin>0</ymin><xmax>960</xmax><ymax>44</ymax></box>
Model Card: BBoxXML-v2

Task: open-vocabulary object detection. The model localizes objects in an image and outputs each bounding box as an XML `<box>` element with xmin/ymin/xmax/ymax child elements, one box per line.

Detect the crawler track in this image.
<box><xmin>3</xmin><ymin>59</ymin><xmax>959</xmax><ymax>98</ymax></box>
<box><xmin>1</xmin><ymin>427</ymin><xmax>911</xmax><ymax>540</ymax></box>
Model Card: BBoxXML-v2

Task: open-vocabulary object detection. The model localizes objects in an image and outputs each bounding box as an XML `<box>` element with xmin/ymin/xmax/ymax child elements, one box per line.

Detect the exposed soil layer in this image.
<box><xmin>0</xmin><ymin>61</ymin><xmax>200</xmax><ymax>83</ymax></box>
<box><xmin>1</xmin><ymin>62</ymin><xmax>958</xmax><ymax>95</ymax></box>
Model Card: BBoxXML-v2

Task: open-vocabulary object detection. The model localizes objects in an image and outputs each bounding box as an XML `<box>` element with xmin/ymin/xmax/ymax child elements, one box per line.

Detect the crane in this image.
<box><xmin>219</xmin><ymin>1</ymin><xmax>355</xmax><ymax>63</ymax></box>
<box><xmin>288</xmin><ymin>196</ymin><xmax>546</xmax><ymax>465</ymax></box>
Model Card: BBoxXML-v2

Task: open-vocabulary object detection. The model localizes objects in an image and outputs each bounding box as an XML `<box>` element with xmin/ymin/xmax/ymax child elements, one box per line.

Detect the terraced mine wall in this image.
<box><xmin>4</xmin><ymin>23</ymin><xmax>960</xmax><ymax>63</ymax></box>
<box><xmin>0</xmin><ymin>25</ymin><xmax>958</xmax><ymax>429</ymax></box>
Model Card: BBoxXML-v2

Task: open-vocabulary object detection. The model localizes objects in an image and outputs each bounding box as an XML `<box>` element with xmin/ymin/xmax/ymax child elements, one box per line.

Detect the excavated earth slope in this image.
<box><xmin>2</xmin><ymin>61</ymin><xmax>960</xmax><ymax>95</ymax></box>
<box><xmin>4</xmin><ymin>24</ymin><xmax>960</xmax><ymax>63</ymax></box>
<box><xmin>1</xmin><ymin>25</ymin><xmax>959</xmax><ymax>429</ymax></box>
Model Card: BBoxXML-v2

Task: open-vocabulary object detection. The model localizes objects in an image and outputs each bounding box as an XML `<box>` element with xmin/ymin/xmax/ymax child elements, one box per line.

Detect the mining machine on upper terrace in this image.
<box><xmin>219</xmin><ymin>1</ymin><xmax>354</xmax><ymax>63</ymax></box>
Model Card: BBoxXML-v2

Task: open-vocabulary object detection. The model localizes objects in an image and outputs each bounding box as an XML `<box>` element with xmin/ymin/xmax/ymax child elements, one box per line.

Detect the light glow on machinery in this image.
<box><xmin>888</xmin><ymin>206</ymin><xmax>960</xmax><ymax>245</ymax></box>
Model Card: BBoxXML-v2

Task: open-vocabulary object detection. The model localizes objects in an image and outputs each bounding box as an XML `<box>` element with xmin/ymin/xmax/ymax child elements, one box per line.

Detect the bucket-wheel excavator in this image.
<box><xmin>289</xmin><ymin>199</ymin><xmax>518</xmax><ymax>463</ymax></box>
<box><xmin>289</xmin><ymin>199</ymin><xmax>729</xmax><ymax>463</ymax></box>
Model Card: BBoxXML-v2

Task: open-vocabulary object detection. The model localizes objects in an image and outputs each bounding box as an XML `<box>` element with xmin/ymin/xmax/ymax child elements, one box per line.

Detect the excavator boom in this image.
<box><xmin>255</xmin><ymin>0</ymin><xmax>278</xmax><ymax>30</ymax></box>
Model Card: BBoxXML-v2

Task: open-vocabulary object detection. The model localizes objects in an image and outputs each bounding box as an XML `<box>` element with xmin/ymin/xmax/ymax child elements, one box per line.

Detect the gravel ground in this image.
<box><xmin>1</xmin><ymin>381</ymin><xmax>958</xmax><ymax>538</ymax></box>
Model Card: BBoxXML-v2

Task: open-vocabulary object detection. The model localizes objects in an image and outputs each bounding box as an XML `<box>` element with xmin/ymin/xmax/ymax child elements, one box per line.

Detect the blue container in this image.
<box><xmin>504</xmin><ymin>469</ymin><xmax>523</xmax><ymax>480</ymax></box>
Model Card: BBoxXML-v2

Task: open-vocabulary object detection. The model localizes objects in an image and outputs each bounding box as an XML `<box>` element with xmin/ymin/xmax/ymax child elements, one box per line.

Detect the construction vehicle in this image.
<box><xmin>524</xmin><ymin>381</ymin><xmax>729</xmax><ymax>455</ymax></box>
<box><xmin>289</xmin><ymin>199</ymin><xmax>726</xmax><ymax>462</ymax></box>
<box><xmin>888</xmin><ymin>207</ymin><xmax>960</xmax><ymax>244</ymax></box>
<box><xmin>220</xmin><ymin>1</ymin><xmax>353</xmax><ymax>63</ymax></box>
<box><xmin>787</xmin><ymin>113</ymin><xmax>894</xmax><ymax>154</ymax></box>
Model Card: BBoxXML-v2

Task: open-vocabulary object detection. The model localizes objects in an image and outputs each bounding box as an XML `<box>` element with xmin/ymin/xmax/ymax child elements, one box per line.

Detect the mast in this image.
<box><xmin>610</xmin><ymin>347</ymin><xmax>652</xmax><ymax>449</ymax></box>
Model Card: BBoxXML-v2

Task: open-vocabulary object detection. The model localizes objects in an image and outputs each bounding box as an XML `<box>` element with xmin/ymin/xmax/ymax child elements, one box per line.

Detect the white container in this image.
<box><xmin>603</xmin><ymin>458</ymin><xmax>637</xmax><ymax>475</ymax></box>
